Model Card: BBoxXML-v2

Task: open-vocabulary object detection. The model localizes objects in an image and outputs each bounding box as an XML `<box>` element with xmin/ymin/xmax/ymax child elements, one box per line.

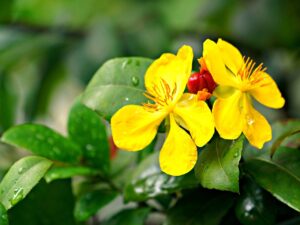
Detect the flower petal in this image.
<box><xmin>203</xmin><ymin>39</ymin><xmax>237</xmax><ymax>87</ymax></box>
<box><xmin>216</xmin><ymin>39</ymin><xmax>244</xmax><ymax>75</ymax></box>
<box><xmin>213</xmin><ymin>90</ymin><xmax>243</xmax><ymax>139</ymax></box>
<box><xmin>174</xmin><ymin>93</ymin><xmax>214</xmax><ymax>147</ymax></box>
<box><xmin>242</xmin><ymin>96</ymin><xmax>272</xmax><ymax>149</ymax></box>
<box><xmin>213</xmin><ymin>85</ymin><xmax>236</xmax><ymax>99</ymax></box>
<box><xmin>159</xmin><ymin>114</ymin><xmax>197</xmax><ymax>176</ymax></box>
<box><xmin>145</xmin><ymin>45</ymin><xmax>193</xmax><ymax>102</ymax></box>
<box><xmin>111</xmin><ymin>105</ymin><xmax>166</xmax><ymax>151</ymax></box>
<box><xmin>249</xmin><ymin>71</ymin><xmax>285</xmax><ymax>109</ymax></box>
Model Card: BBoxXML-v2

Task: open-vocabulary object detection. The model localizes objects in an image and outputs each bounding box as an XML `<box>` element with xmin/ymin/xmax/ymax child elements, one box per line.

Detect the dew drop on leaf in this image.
<box><xmin>10</xmin><ymin>188</ymin><xmax>24</xmax><ymax>206</ymax></box>
<box><xmin>131</xmin><ymin>76</ymin><xmax>139</xmax><ymax>86</ymax></box>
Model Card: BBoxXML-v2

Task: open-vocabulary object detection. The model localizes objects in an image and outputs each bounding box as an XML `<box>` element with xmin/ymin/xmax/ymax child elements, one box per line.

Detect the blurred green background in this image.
<box><xmin>0</xmin><ymin>0</ymin><xmax>299</xmax><ymax>142</ymax></box>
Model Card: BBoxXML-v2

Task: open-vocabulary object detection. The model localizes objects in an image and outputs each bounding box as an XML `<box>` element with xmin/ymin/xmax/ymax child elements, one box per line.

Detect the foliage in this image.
<box><xmin>0</xmin><ymin>0</ymin><xmax>299</xmax><ymax>224</ymax></box>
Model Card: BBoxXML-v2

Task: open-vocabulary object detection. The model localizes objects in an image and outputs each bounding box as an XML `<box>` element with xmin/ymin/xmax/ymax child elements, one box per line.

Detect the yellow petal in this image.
<box><xmin>242</xmin><ymin>96</ymin><xmax>272</xmax><ymax>149</ymax></box>
<box><xmin>249</xmin><ymin>71</ymin><xmax>285</xmax><ymax>109</ymax></box>
<box><xmin>203</xmin><ymin>39</ymin><xmax>238</xmax><ymax>87</ymax></box>
<box><xmin>145</xmin><ymin>45</ymin><xmax>193</xmax><ymax>103</ymax></box>
<box><xmin>159</xmin><ymin>114</ymin><xmax>197</xmax><ymax>176</ymax></box>
<box><xmin>216</xmin><ymin>39</ymin><xmax>244</xmax><ymax>75</ymax></box>
<box><xmin>213</xmin><ymin>85</ymin><xmax>236</xmax><ymax>99</ymax></box>
<box><xmin>111</xmin><ymin>105</ymin><xmax>166</xmax><ymax>151</ymax></box>
<box><xmin>174</xmin><ymin>93</ymin><xmax>214</xmax><ymax>147</ymax></box>
<box><xmin>213</xmin><ymin>90</ymin><xmax>243</xmax><ymax>139</ymax></box>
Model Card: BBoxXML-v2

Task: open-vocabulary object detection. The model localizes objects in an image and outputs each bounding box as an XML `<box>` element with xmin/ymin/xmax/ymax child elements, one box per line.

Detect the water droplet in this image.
<box><xmin>18</xmin><ymin>167</ymin><xmax>24</xmax><ymax>174</ymax></box>
<box><xmin>52</xmin><ymin>147</ymin><xmax>60</xmax><ymax>154</ymax></box>
<box><xmin>122</xmin><ymin>59</ymin><xmax>132</xmax><ymax>69</ymax></box>
<box><xmin>10</xmin><ymin>188</ymin><xmax>24</xmax><ymax>206</ymax></box>
<box><xmin>246</xmin><ymin>114</ymin><xmax>255</xmax><ymax>126</ymax></box>
<box><xmin>36</xmin><ymin>134</ymin><xmax>44</xmax><ymax>140</ymax></box>
<box><xmin>86</xmin><ymin>144</ymin><xmax>94</xmax><ymax>151</ymax></box>
<box><xmin>131</xmin><ymin>76</ymin><xmax>139</xmax><ymax>86</ymax></box>
<box><xmin>125</xmin><ymin>97</ymin><xmax>129</xmax><ymax>101</ymax></box>
<box><xmin>234</xmin><ymin>152</ymin><xmax>239</xmax><ymax>158</ymax></box>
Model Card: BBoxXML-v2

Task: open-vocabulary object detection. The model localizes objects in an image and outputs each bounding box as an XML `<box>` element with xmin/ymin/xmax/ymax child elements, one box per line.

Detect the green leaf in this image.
<box><xmin>0</xmin><ymin>156</ymin><xmax>52</xmax><ymax>209</ymax></box>
<box><xmin>81</xmin><ymin>57</ymin><xmax>152</xmax><ymax>120</ymax></box>
<box><xmin>235</xmin><ymin>179</ymin><xmax>276</xmax><ymax>225</ymax></box>
<box><xmin>165</xmin><ymin>189</ymin><xmax>234</xmax><ymax>225</ymax></box>
<box><xmin>124</xmin><ymin>152</ymin><xmax>198</xmax><ymax>202</ymax></box>
<box><xmin>74</xmin><ymin>189</ymin><xmax>117</xmax><ymax>221</ymax></box>
<box><xmin>8</xmin><ymin>179</ymin><xmax>76</xmax><ymax>225</ymax></box>
<box><xmin>244</xmin><ymin>147</ymin><xmax>300</xmax><ymax>212</ymax></box>
<box><xmin>194</xmin><ymin>136</ymin><xmax>244</xmax><ymax>192</ymax></box>
<box><xmin>270</xmin><ymin>120</ymin><xmax>300</xmax><ymax>156</ymax></box>
<box><xmin>102</xmin><ymin>208</ymin><xmax>150</xmax><ymax>225</ymax></box>
<box><xmin>1</xmin><ymin>124</ymin><xmax>82</xmax><ymax>163</ymax></box>
<box><xmin>0</xmin><ymin>203</ymin><xmax>8</xmax><ymax>225</ymax></box>
<box><xmin>45</xmin><ymin>166</ymin><xmax>99</xmax><ymax>183</ymax></box>
<box><xmin>68</xmin><ymin>102</ymin><xmax>110</xmax><ymax>173</ymax></box>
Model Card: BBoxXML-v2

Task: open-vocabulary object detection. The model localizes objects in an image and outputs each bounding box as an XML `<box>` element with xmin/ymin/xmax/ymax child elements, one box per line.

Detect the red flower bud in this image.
<box><xmin>187</xmin><ymin>58</ymin><xmax>217</xmax><ymax>100</ymax></box>
<box><xmin>187</xmin><ymin>71</ymin><xmax>217</xmax><ymax>94</ymax></box>
<box><xmin>109</xmin><ymin>136</ymin><xmax>118</xmax><ymax>159</ymax></box>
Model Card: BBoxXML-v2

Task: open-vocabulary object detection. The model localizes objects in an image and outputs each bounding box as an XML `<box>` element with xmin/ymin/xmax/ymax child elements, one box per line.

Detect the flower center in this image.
<box><xmin>143</xmin><ymin>79</ymin><xmax>177</xmax><ymax>112</ymax></box>
<box><xmin>238</xmin><ymin>57</ymin><xmax>266</xmax><ymax>91</ymax></box>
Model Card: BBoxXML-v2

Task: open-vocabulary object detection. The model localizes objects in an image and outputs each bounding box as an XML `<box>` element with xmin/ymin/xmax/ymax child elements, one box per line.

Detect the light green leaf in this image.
<box><xmin>74</xmin><ymin>189</ymin><xmax>117</xmax><ymax>221</ymax></box>
<box><xmin>81</xmin><ymin>57</ymin><xmax>152</xmax><ymax>120</ymax></box>
<box><xmin>45</xmin><ymin>166</ymin><xmax>99</xmax><ymax>183</ymax></box>
<box><xmin>194</xmin><ymin>136</ymin><xmax>244</xmax><ymax>192</ymax></box>
<box><xmin>1</xmin><ymin>124</ymin><xmax>82</xmax><ymax>163</ymax></box>
<box><xmin>0</xmin><ymin>156</ymin><xmax>52</xmax><ymax>209</ymax></box>
<box><xmin>124</xmin><ymin>152</ymin><xmax>198</xmax><ymax>202</ymax></box>
<box><xmin>244</xmin><ymin>147</ymin><xmax>300</xmax><ymax>212</ymax></box>
<box><xmin>68</xmin><ymin>102</ymin><xmax>110</xmax><ymax>173</ymax></box>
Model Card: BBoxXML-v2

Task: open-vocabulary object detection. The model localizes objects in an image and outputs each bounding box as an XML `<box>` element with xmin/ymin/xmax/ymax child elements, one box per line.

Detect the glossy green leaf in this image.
<box><xmin>45</xmin><ymin>166</ymin><xmax>99</xmax><ymax>183</ymax></box>
<box><xmin>244</xmin><ymin>147</ymin><xmax>300</xmax><ymax>212</ymax></box>
<box><xmin>195</xmin><ymin>136</ymin><xmax>244</xmax><ymax>192</ymax></box>
<box><xmin>74</xmin><ymin>189</ymin><xmax>117</xmax><ymax>221</ymax></box>
<box><xmin>1</xmin><ymin>124</ymin><xmax>82</xmax><ymax>163</ymax></box>
<box><xmin>165</xmin><ymin>189</ymin><xmax>234</xmax><ymax>225</ymax></box>
<box><xmin>0</xmin><ymin>203</ymin><xmax>8</xmax><ymax>225</ymax></box>
<box><xmin>270</xmin><ymin>120</ymin><xmax>300</xmax><ymax>156</ymax></box>
<box><xmin>0</xmin><ymin>156</ymin><xmax>52</xmax><ymax>209</ymax></box>
<box><xmin>8</xmin><ymin>179</ymin><xmax>76</xmax><ymax>225</ymax></box>
<box><xmin>235</xmin><ymin>179</ymin><xmax>276</xmax><ymax>225</ymax></box>
<box><xmin>102</xmin><ymin>208</ymin><xmax>150</xmax><ymax>225</ymax></box>
<box><xmin>124</xmin><ymin>152</ymin><xmax>198</xmax><ymax>202</ymax></box>
<box><xmin>68</xmin><ymin>102</ymin><xmax>110</xmax><ymax>172</ymax></box>
<box><xmin>81</xmin><ymin>57</ymin><xmax>152</xmax><ymax>120</ymax></box>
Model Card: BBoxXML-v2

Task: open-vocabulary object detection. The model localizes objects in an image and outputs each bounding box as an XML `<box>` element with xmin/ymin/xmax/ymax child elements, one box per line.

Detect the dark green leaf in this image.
<box><xmin>0</xmin><ymin>156</ymin><xmax>52</xmax><ymax>209</ymax></box>
<box><xmin>45</xmin><ymin>166</ymin><xmax>99</xmax><ymax>183</ymax></box>
<box><xmin>235</xmin><ymin>179</ymin><xmax>276</xmax><ymax>225</ymax></box>
<box><xmin>81</xmin><ymin>57</ymin><xmax>152</xmax><ymax>120</ymax></box>
<box><xmin>0</xmin><ymin>203</ymin><xmax>8</xmax><ymax>225</ymax></box>
<box><xmin>74</xmin><ymin>189</ymin><xmax>117</xmax><ymax>221</ymax></box>
<box><xmin>8</xmin><ymin>179</ymin><xmax>76</xmax><ymax>225</ymax></box>
<box><xmin>244</xmin><ymin>147</ymin><xmax>300</xmax><ymax>212</ymax></box>
<box><xmin>102</xmin><ymin>208</ymin><xmax>150</xmax><ymax>225</ymax></box>
<box><xmin>1</xmin><ymin>124</ymin><xmax>82</xmax><ymax>163</ymax></box>
<box><xmin>68</xmin><ymin>102</ymin><xmax>110</xmax><ymax>173</ymax></box>
<box><xmin>165</xmin><ymin>189</ymin><xmax>234</xmax><ymax>225</ymax></box>
<box><xmin>195</xmin><ymin>136</ymin><xmax>244</xmax><ymax>192</ymax></box>
<box><xmin>124</xmin><ymin>152</ymin><xmax>198</xmax><ymax>202</ymax></box>
<box><xmin>270</xmin><ymin>120</ymin><xmax>300</xmax><ymax>156</ymax></box>
<box><xmin>0</xmin><ymin>73</ymin><xmax>16</xmax><ymax>133</ymax></box>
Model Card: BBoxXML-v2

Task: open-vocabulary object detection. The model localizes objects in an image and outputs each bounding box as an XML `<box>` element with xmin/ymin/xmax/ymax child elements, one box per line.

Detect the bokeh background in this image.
<box><xmin>0</xmin><ymin>0</ymin><xmax>299</xmax><ymax>166</ymax></box>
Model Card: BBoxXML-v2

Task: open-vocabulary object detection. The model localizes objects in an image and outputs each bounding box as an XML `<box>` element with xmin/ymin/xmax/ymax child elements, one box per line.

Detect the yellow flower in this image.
<box><xmin>111</xmin><ymin>46</ymin><xmax>215</xmax><ymax>176</ymax></box>
<box><xmin>202</xmin><ymin>39</ymin><xmax>285</xmax><ymax>149</ymax></box>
